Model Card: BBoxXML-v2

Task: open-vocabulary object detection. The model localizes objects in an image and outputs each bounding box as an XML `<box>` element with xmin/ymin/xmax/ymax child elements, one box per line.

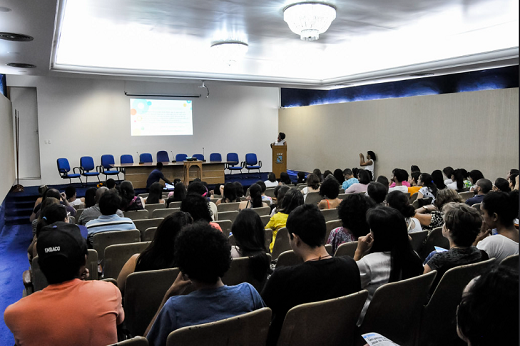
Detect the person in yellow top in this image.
<box><xmin>408</xmin><ymin>171</ymin><xmax>421</xmax><ymax>196</ymax></box>
<box><xmin>266</xmin><ymin>188</ymin><xmax>304</xmax><ymax>252</ymax></box>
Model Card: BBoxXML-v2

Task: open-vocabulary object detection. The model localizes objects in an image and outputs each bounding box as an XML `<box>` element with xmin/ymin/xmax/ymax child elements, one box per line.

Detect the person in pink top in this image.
<box><xmin>345</xmin><ymin>170</ymin><xmax>371</xmax><ymax>194</ymax></box>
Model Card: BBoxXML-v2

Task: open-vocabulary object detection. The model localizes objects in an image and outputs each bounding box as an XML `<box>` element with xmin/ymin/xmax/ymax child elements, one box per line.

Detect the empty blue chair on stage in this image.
<box><xmin>226</xmin><ymin>153</ymin><xmax>243</xmax><ymax>174</ymax></box>
<box><xmin>245</xmin><ymin>153</ymin><xmax>262</xmax><ymax>174</ymax></box>
<box><xmin>57</xmin><ymin>158</ymin><xmax>82</xmax><ymax>185</ymax></box>
<box><xmin>100</xmin><ymin>155</ymin><xmax>121</xmax><ymax>181</ymax></box>
<box><xmin>139</xmin><ymin>153</ymin><xmax>153</xmax><ymax>164</ymax></box>
<box><xmin>79</xmin><ymin>156</ymin><xmax>100</xmax><ymax>184</ymax></box>
<box><xmin>192</xmin><ymin>154</ymin><xmax>204</xmax><ymax>161</ymax></box>
<box><xmin>176</xmin><ymin>154</ymin><xmax>187</xmax><ymax>162</ymax></box>
<box><xmin>210</xmin><ymin>153</ymin><xmax>222</xmax><ymax>162</ymax></box>
<box><xmin>157</xmin><ymin>151</ymin><xmax>170</xmax><ymax>163</ymax></box>
<box><xmin>120</xmin><ymin>154</ymin><xmax>134</xmax><ymax>165</ymax></box>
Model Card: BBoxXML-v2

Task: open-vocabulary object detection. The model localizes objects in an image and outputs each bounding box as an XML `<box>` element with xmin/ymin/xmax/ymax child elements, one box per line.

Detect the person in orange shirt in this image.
<box><xmin>408</xmin><ymin>171</ymin><xmax>421</xmax><ymax>196</ymax></box>
<box><xmin>4</xmin><ymin>222</ymin><xmax>124</xmax><ymax>346</ymax></box>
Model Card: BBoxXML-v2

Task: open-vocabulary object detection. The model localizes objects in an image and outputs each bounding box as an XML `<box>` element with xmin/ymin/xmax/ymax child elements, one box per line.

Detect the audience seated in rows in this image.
<box><xmin>386</xmin><ymin>191</ymin><xmax>422</xmax><ymax>233</ymax></box>
<box><xmin>120</xmin><ymin>181</ymin><xmax>145</xmax><ymax>212</ymax></box>
<box><xmin>376</xmin><ymin>175</ymin><xmax>390</xmax><ymax>187</ymax></box>
<box><xmin>216</xmin><ymin>182</ymin><xmax>240</xmax><ymax>205</ymax></box>
<box><xmin>181</xmin><ymin>194</ymin><xmax>222</xmax><ymax>232</ymax></box>
<box><xmin>345</xmin><ymin>169</ymin><xmax>371</xmax><ymax>194</ymax></box>
<box><xmin>145</xmin><ymin>182</ymin><xmax>165</xmax><ymax>205</ymax></box>
<box><xmin>65</xmin><ymin>186</ymin><xmax>83</xmax><ymax>207</ymax></box>
<box><xmin>388</xmin><ymin>168</ymin><xmax>409</xmax><ymax>193</ymax></box>
<box><xmin>457</xmin><ymin>266</ymin><xmax>518</xmax><ymax>346</ymax></box>
<box><xmin>86</xmin><ymin>190</ymin><xmax>136</xmax><ymax>246</ymax></box>
<box><xmin>318</xmin><ymin>177</ymin><xmax>341</xmax><ymax>210</ymax></box>
<box><xmin>6</xmin><ymin>222</ymin><xmax>124</xmax><ymax>345</ymax></box>
<box><xmin>301</xmin><ymin>173</ymin><xmax>320</xmax><ymax>201</ymax></box>
<box><xmin>145</xmin><ymin>222</ymin><xmax>265</xmax><ymax>346</ymax></box>
<box><xmin>266</xmin><ymin>188</ymin><xmax>303</xmax><ymax>252</ymax></box>
<box><xmin>264</xmin><ymin>172</ymin><xmax>279</xmax><ymax>188</ymax></box>
<box><xmin>342</xmin><ymin>168</ymin><xmax>359</xmax><ymax>190</ymax></box>
<box><xmin>423</xmin><ymin>203</ymin><xmax>488</xmax><ymax>291</ymax></box>
<box><xmin>467</xmin><ymin>170</ymin><xmax>485</xmax><ymax>192</ymax></box>
<box><xmin>166</xmin><ymin>181</ymin><xmax>186</xmax><ymax>207</ymax></box>
<box><xmin>354</xmin><ymin>206</ymin><xmax>423</xmax><ymax>323</ymax></box>
<box><xmin>269</xmin><ymin>185</ymin><xmax>290</xmax><ymax>217</ymax></box>
<box><xmin>367</xmin><ymin>182</ymin><xmax>388</xmax><ymax>205</ymax></box>
<box><xmin>78</xmin><ymin>187</ymin><xmax>124</xmax><ymax>225</ymax></box>
<box><xmin>261</xmin><ymin>204</ymin><xmax>361</xmax><ymax>346</ymax></box>
<box><xmin>465</xmin><ymin>179</ymin><xmax>492</xmax><ymax>206</ymax></box>
<box><xmin>239</xmin><ymin>183</ymin><xmax>268</xmax><ymax>210</ymax></box>
<box><xmin>117</xmin><ymin>212</ymin><xmax>193</xmax><ymax>293</ymax></box>
<box><xmin>327</xmin><ymin>194</ymin><xmax>375</xmax><ymax>253</ymax></box>
<box><xmin>414</xmin><ymin>189</ymin><xmax>464</xmax><ymax>230</ymax></box>
<box><xmin>187</xmin><ymin>181</ymin><xmax>217</xmax><ymax>220</ymax></box>
<box><xmin>475</xmin><ymin>190</ymin><xmax>519</xmax><ymax>261</ymax></box>
<box><xmin>30</xmin><ymin>188</ymin><xmax>76</xmax><ymax>223</ymax></box>
<box><xmin>447</xmin><ymin>168</ymin><xmax>467</xmax><ymax>191</ymax></box>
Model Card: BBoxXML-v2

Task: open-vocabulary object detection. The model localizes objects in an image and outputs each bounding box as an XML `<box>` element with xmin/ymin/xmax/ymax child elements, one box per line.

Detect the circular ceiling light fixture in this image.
<box><xmin>7</xmin><ymin>63</ymin><xmax>36</xmax><ymax>68</ymax></box>
<box><xmin>283</xmin><ymin>2</ymin><xmax>336</xmax><ymax>41</ymax></box>
<box><xmin>0</xmin><ymin>32</ymin><xmax>33</xmax><ymax>41</ymax></box>
<box><xmin>210</xmin><ymin>40</ymin><xmax>249</xmax><ymax>66</ymax></box>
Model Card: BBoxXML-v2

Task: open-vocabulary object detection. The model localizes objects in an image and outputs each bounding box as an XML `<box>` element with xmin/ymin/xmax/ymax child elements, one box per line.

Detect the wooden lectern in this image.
<box><xmin>271</xmin><ymin>144</ymin><xmax>287</xmax><ymax>178</ymax></box>
<box><xmin>183</xmin><ymin>161</ymin><xmax>202</xmax><ymax>185</ymax></box>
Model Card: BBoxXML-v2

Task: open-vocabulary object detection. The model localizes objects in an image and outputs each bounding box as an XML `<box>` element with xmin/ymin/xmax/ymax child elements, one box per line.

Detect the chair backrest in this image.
<box><xmin>103</xmin><ymin>242</ymin><xmax>151</xmax><ymax>279</ymax></box>
<box><xmin>167</xmin><ymin>201</ymin><xmax>182</xmax><ymax>208</ymax></box>
<box><xmin>152</xmin><ymin>208</ymin><xmax>177</xmax><ymax>219</ymax></box>
<box><xmin>320</xmin><ymin>208</ymin><xmax>339</xmax><ymax>222</ymax></box>
<box><xmin>359</xmin><ymin>270</ymin><xmax>437</xmax><ymax>346</ymax></box>
<box><xmin>500</xmin><ymin>253</ymin><xmax>519</xmax><ymax>269</ymax></box>
<box><xmin>227</xmin><ymin>152</ymin><xmax>239</xmax><ymax>164</ymax></box>
<box><xmin>245</xmin><ymin>153</ymin><xmax>258</xmax><ymax>166</ymax></box>
<box><xmin>74</xmin><ymin>209</ymin><xmax>85</xmax><ymax>224</ymax></box>
<box><xmin>101</xmin><ymin>154</ymin><xmax>115</xmax><ymax>168</ymax></box>
<box><xmin>109</xmin><ymin>336</ymin><xmax>149</xmax><ymax>346</ymax></box>
<box><xmin>277</xmin><ymin>290</ymin><xmax>369</xmax><ymax>346</ymax></box>
<box><xmin>213</xmin><ymin>220</ymin><xmax>232</xmax><ymax>237</ymax></box>
<box><xmin>252</xmin><ymin>206</ymin><xmax>271</xmax><ymax>216</ymax></box>
<box><xmin>80</xmin><ymin>156</ymin><xmax>95</xmax><ymax>171</ymax></box>
<box><xmin>124</xmin><ymin>268</ymin><xmax>181</xmax><ymax>336</ymax></box>
<box><xmin>419</xmin><ymin>258</ymin><xmax>496</xmax><ymax>346</ymax></box>
<box><xmin>32</xmin><ymin>249</ymin><xmax>98</xmax><ymax>291</ymax></box>
<box><xmin>143</xmin><ymin>227</ymin><xmax>157</xmax><ymax>241</ymax></box>
<box><xmin>57</xmin><ymin>158</ymin><xmax>71</xmax><ymax>173</ymax></box>
<box><xmin>175</xmin><ymin>153</ymin><xmax>187</xmax><ymax>162</ymax></box>
<box><xmin>209</xmin><ymin>153</ymin><xmax>222</xmax><ymax>162</ymax></box>
<box><xmin>337</xmin><ymin>193</ymin><xmax>347</xmax><ymax>200</ymax></box>
<box><xmin>275</xmin><ymin>250</ymin><xmax>303</xmax><ymax>269</ymax></box>
<box><xmin>271</xmin><ymin>227</ymin><xmax>291</xmax><ymax>260</ymax></box>
<box><xmin>166</xmin><ymin>307</ymin><xmax>272</xmax><ymax>346</ymax></box>
<box><xmin>409</xmin><ymin>230</ymin><xmax>429</xmax><ymax>252</ymax></box>
<box><xmin>222</xmin><ymin>256</ymin><xmax>271</xmax><ymax>292</ymax></box>
<box><xmin>304</xmin><ymin>192</ymin><xmax>322</xmax><ymax>205</ymax></box>
<box><xmin>472</xmin><ymin>202</ymin><xmax>481</xmax><ymax>211</ymax></box>
<box><xmin>144</xmin><ymin>203</ymin><xmax>166</xmax><ymax>215</ymax></box>
<box><xmin>192</xmin><ymin>154</ymin><xmax>204</xmax><ymax>161</ymax></box>
<box><xmin>121</xmin><ymin>154</ymin><xmax>134</xmax><ymax>164</ymax></box>
<box><xmin>157</xmin><ymin>151</ymin><xmax>169</xmax><ymax>163</ymax></box>
<box><xmin>458</xmin><ymin>191</ymin><xmax>474</xmax><ymax>201</ymax></box>
<box><xmin>418</xmin><ymin>227</ymin><xmax>450</xmax><ymax>260</ymax></box>
<box><xmin>91</xmin><ymin>229</ymin><xmax>141</xmax><ymax>262</ymax></box>
<box><xmin>217</xmin><ymin>210</ymin><xmax>239</xmax><ymax>223</ymax></box>
<box><xmin>325</xmin><ymin>219</ymin><xmax>342</xmax><ymax>241</ymax></box>
<box><xmin>264</xmin><ymin>229</ymin><xmax>273</xmax><ymax>251</ymax></box>
<box><xmin>124</xmin><ymin>209</ymin><xmax>149</xmax><ymax>220</ymax></box>
<box><xmin>334</xmin><ymin>241</ymin><xmax>358</xmax><ymax>258</ymax></box>
<box><xmin>260</xmin><ymin>215</ymin><xmax>271</xmax><ymax>227</ymax></box>
<box><xmin>133</xmin><ymin>218</ymin><xmax>163</xmax><ymax>238</ymax></box>
<box><xmin>139</xmin><ymin>153</ymin><xmax>153</xmax><ymax>163</ymax></box>
<box><xmin>264</xmin><ymin>188</ymin><xmax>276</xmax><ymax>198</ymax></box>
<box><xmin>217</xmin><ymin>202</ymin><xmax>241</xmax><ymax>212</ymax></box>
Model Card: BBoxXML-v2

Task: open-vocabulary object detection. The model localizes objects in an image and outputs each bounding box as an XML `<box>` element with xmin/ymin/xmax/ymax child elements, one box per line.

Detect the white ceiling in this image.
<box><xmin>0</xmin><ymin>0</ymin><xmax>518</xmax><ymax>88</ymax></box>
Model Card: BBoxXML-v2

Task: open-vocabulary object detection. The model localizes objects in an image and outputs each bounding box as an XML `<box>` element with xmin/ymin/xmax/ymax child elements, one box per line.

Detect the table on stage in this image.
<box><xmin>114</xmin><ymin>161</ymin><xmax>227</xmax><ymax>189</ymax></box>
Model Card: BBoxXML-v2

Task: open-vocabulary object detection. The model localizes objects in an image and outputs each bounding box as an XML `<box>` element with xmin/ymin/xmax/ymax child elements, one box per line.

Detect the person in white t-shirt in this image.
<box><xmin>359</xmin><ymin>151</ymin><xmax>376</xmax><ymax>181</ymax></box>
<box><xmin>475</xmin><ymin>190</ymin><xmax>519</xmax><ymax>262</ymax></box>
<box><xmin>264</xmin><ymin>172</ymin><xmax>279</xmax><ymax>188</ymax></box>
<box><xmin>388</xmin><ymin>169</ymin><xmax>409</xmax><ymax>194</ymax></box>
<box><xmin>270</xmin><ymin>132</ymin><xmax>286</xmax><ymax>147</ymax></box>
<box><xmin>65</xmin><ymin>186</ymin><xmax>84</xmax><ymax>208</ymax></box>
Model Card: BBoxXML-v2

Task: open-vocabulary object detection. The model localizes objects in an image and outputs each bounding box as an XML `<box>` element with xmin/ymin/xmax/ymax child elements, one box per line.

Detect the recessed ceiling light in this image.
<box><xmin>0</xmin><ymin>32</ymin><xmax>33</xmax><ymax>42</ymax></box>
<box><xmin>0</xmin><ymin>7</ymin><xmax>12</xmax><ymax>12</ymax></box>
<box><xmin>7</xmin><ymin>62</ymin><xmax>36</xmax><ymax>68</ymax></box>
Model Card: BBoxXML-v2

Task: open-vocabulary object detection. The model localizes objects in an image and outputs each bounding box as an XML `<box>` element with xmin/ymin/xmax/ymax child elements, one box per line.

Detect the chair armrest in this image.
<box><xmin>96</xmin><ymin>165</ymin><xmax>102</xmax><ymax>173</ymax></box>
<box><xmin>241</xmin><ymin>161</ymin><xmax>246</xmax><ymax>168</ymax></box>
<box><xmin>258</xmin><ymin>160</ymin><xmax>262</xmax><ymax>168</ymax></box>
<box><xmin>73</xmin><ymin>167</ymin><xmax>81</xmax><ymax>175</ymax></box>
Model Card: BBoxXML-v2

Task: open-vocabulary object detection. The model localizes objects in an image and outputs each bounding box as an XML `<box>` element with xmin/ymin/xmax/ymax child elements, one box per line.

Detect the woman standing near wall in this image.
<box><xmin>359</xmin><ymin>151</ymin><xmax>376</xmax><ymax>180</ymax></box>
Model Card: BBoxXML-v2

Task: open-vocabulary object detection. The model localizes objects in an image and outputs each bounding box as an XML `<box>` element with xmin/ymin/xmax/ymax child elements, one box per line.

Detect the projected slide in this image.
<box><xmin>130</xmin><ymin>99</ymin><xmax>193</xmax><ymax>136</ymax></box>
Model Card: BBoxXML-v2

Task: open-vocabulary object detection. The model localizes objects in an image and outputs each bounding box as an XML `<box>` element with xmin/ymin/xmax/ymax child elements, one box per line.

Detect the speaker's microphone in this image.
<box><xmin>171</xmin><ymin>151</ymin><xmax>175</xmax><ymax>163</ymax></box>
<box><xmin>137</xmin><ymin>151</ymin><xmax>142</xmax><ymax>164</ymax></box>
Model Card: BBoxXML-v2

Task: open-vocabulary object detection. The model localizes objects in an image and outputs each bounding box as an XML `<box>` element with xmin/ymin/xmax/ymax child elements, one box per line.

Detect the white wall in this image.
<box><xmin>0</xmin><ymin>93</ymin><xmax>15</xmax><ymax>201</ymax></box>
<box><xmin>7</xmin><ymin>76</ymin><xmax>280</xmax><ymax>185</ymax></box>
<box><xmin>279</xmin><ymin>88</ymin><xmax>519</xmax><ymax>181</ymax></box>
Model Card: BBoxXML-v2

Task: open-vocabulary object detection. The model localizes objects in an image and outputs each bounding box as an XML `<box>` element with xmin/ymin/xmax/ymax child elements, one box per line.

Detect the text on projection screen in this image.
<box><xmin>130</xmin><ymin>99</ymin><xmax>193</xmax><ymax>136</ymax></box>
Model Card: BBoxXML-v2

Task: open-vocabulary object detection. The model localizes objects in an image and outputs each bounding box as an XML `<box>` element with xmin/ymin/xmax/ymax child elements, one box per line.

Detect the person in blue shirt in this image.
<box><xmin>342</xmin><ymin>168</ymin><xmax>359</xmax><ymax>190</ymax></box>
<box><xmin>465</xmin><ymin>179</ymin><xmax>492</xmax><ymax>206</ymax></box>
<box><xmin>145</xmin><ymin>222</ymin><xmax>265</xmax><ymax>346</ymax></box>
<box><xmin>146</xmin><ymin>162</ymin><xmax>172</xmax><ymax>190</ymax></box>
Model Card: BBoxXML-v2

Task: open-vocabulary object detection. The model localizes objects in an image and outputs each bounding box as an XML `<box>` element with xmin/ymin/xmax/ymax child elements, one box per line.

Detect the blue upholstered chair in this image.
<box><xmin>226</xmin><ymin>153</ymin><xmax>243</xmax><ymax>174</ymax></box>
<box><xmin>244</xmin><ymin>153</ymin><xmax>262</xmax><ymax>175</ymax></box>
<box><xmin>139</xmin><ymin>153</ymin><xmax>153</xmax><ymax>164</ymax></box>
<box><xmin>79</xmin><ymin>156</ymin><xmax>100</xmax><ymax>184</ymax></box>
<box><xmin>209</xmin><ymin>153</ymin><xmax>222</xmax><ymax>162</ymax></box>
<box><xmin>57</xmin><ymin>158</ymin><xmax>82</xmax><ymax>185</ymax></box>
<box><xmin>120</xmin><ymin>154</ymin><xmax>134</xmax><ymax>165</ymax></box>
<box><xmin>157</xmin><ymin>151</ymin><xmax>170</xmax><ymax>163</ymax></box>
<box><xmin>100</xmin><ymin>154</ymin><xmax>121</xmax><ymax>181</ymax></box>
<box><xmin>175</xmin><ymin>154</ymin><xmax>187</xmax><ymax>162</ymax></box>
<box><xmin>192</xmin><ymin>154</ymin><xmax>204</xmax><ymax>161</ymax></box>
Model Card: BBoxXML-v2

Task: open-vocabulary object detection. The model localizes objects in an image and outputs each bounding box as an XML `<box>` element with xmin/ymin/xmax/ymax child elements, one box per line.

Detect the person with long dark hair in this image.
<box><xmin>333</xmin><ymin>169</ymin><xmax>344</xmax><ymax>185</ymax></box>
<box><xmin>84</xmin><ymin>187</ymin><xmax>97</xmax><ymax>208</ymax></box>
<box><xmin>354</xmin><ymin>206</ymin><xmax>423</xmax><ymax>322</ymax></box>
<box><xmin>493</xmin><ymin>177</ymin><xmax>511</xmax><ymax>192</ymax></box>
<box><xmin>443</xmin><ymin>166</ymin><xmax>454</xmax><ymax>185</ymax></box>
<box><xmin>166</xmin><ymin>182</ymin><xmax>187</xmax><ymax>207</ymax></box>
<box><xmin>417</xmin><ymin>173</ymin><xmax>438</xmax><ymax>204</ymax></box>
<box><xmin>359</xmin><ymin>151</ymin><xmax>376</xmax><ymax>180</ymax></box>
<box><xmin>231</xmin><ymin>209</ymin><xmax>267</xmax><ymax>257</ymax></box>
<box><xmin>145</xmin><ymin>182</ymin><xmax>165</xmax><ymax>205</ymax></box>
<box><xmin>386</xmin><ymin>191</ymin><xmax>422</xmax><ymax>233</ymax></box>
<box><xmin>301</xmin><ymin>173</ymin><xmax>320</xmax><ymax>201</ymax></box>
<box><xmin>447</xmin><ymin>169</ymin><xmax>466</xmax><ymax>191</ymax></box>
<box><xmin>431</xmin><ymin>170</ymin><xmax>447</xmax><ymax>190</ymax></box>
<box><xmin>266</xmin><ymin>188</ymin><xmax>304</xmax><ymax>252</ymax></box>
<box><xmin>270</xmin><ymin>185</ymin><xmax>290</xmax><ymax>217</ymax></box>
<box><xmin>345</xmin><ymin>170</ymin><xmax>371</xmax><ymax>194</ymax></box>
<box><xmin>468</xmin><ymin>170</ymin><xmax>485</xmax><ymax>192</ymax></box>
<box><xmin>239</xmin><ymin>183</ymin><xmax>267</xmax><ymax>210</ymax></box>
<box><xmin>234</xmin><ymin>181</ymin><xmax>245</xmax><ymax>199</ymax></box>
<box><xmin>117</xmin><ymin>212</ymin><xmax>193</xmax><ymax>292</ymax></box>
<box><xmin>119</xmin><ymin>180</ymin><xmax>145</xmax><ymax>211</ymax></box>
<box><xmin>216</xmin><ymin>182</ymin><xmax>240</xmax><ymax>205</ymax></box>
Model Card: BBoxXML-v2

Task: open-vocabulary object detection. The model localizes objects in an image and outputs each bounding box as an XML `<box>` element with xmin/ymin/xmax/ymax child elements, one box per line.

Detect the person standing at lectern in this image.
<box><xmin>271</xmin><ymin>132</ymin><xmax>286</xmax><ymax>147</ymax></box>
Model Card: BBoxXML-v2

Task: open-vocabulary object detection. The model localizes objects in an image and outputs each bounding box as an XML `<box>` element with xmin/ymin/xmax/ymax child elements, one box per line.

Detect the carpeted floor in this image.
<box><xmin>0</xmin><ymin>223</ymin><xmax>33</xmax><ymax>345</ymax></box>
